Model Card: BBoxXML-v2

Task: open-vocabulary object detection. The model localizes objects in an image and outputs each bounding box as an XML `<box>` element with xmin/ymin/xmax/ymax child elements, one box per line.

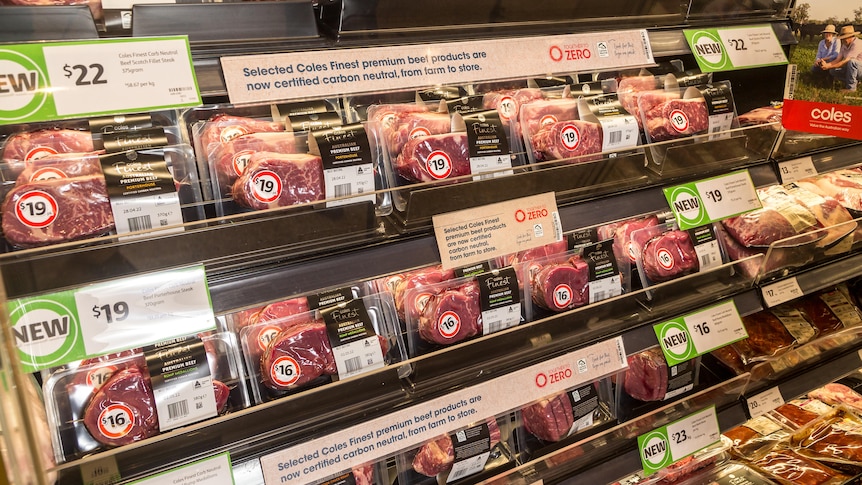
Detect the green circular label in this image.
<box><xmin>669</xmin><ymin>186</ymin><xmax>706</xmax><ymax>226</ymax></box>
<box><xmin>10</xmin><ymin>299</ymin><xmax>79</xmax><ymax>369</ymax></box>
<box><xmin>0</xmin><ymin>49</ymin><xmax>49</xmax><ymax>122</ymax></box>
<box><xmin>660</xmin><ymin>321</ymin><xmax>694</xmax><ymax>360</ymax></box>
<box><xmin>641</xmin><ymin>430</ymin><xmax>671</xmax><ymax>470</ymax></box>
<box><xmin>691</xmin><ymin>31</ymin><xmax>729</xmax><ymax>71</ymax></box>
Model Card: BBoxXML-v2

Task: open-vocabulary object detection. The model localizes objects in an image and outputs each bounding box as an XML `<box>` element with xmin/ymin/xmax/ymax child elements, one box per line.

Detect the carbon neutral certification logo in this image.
<box><xmin>0</xmin><ymin>48</ymin><xmax>49</xmax><ymax>122</ymax></box>
<box><xmin>9</xmin><ymin>296</ymin><xmax>81</xmax><ymax>372</ymax></box>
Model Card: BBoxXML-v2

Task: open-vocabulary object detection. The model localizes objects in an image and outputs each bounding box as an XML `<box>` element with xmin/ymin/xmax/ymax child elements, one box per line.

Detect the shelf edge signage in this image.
<box><xmin>653</xmin><ymin>300</ymin><xmax>748</xmax><ymax>366</ymax></box>
<box><xmin>663</xmin><ymin>169</ymin><xmax>761</xmax><ymax>230</ymax></box>
<box><xmin>220</xmin><ymin>30</ymin><xmax>655</xmax><ymax>104</ymax></box>
<box><xmin>127</xmin><ymin>452</ymin><xmax>233</xmax><ymax>485</ymax></box>
<box><xmin>258</xmin><ymin>337</ymin><xmax>628</xmax><ymax>485</ymax></box>
<box><xmin>683</xmin><ymin>25</ymin><xmax>788</xmax><ymax>73</ymax></box>
<box><xmin>637</xmin><ymin>406</ymin><xmax>720</xmax><ymax>475</ymax></box>
<box><xmin>0</xmin><ymin>36</ymin><xmax>201</xmax><ymax>126</ymax></box>
<box><xmin>7</xmin><ymin>265</ymin><xmax>216</xmax><ymax>373</ymax></box>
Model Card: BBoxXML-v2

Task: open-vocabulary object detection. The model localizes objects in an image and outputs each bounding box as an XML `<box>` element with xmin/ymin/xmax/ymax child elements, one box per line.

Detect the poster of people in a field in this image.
<box><xmin>783</xmin><ymin>0</ymin><xmax>862</xmax><ymax>139</ymax></box>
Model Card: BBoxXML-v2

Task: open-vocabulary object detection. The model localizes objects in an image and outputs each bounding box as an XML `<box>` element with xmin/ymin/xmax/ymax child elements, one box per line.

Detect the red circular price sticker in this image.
<box><xmin>219</xmin><ymin>126</ymin><xmax>250</xmax><ymax>143</ymax></box>
<box><xmin>270</xmin><ymin>356</ymin><xmax>300</xmax><ymax>387</ymax></box>
<box><xmin>657</xmin><ymin>248</ymin><xmax>674</xmax><ymax>270</ymax></box>
<box><xmin>627</xmin><ymin>241</ymin><xmax>639</xmax><ymax>262</ymax></box>
<box><xmin>98</xmin><ymin>404</ymin><xmax>135</xmax><ymax>439</ymax></box>
<box><xmin>25</xmin><ymin>146</ymin><xmax>58</xmax><ymax>162</ymax></box>
<box><xmin>409</xmin><ymin>127</ymin><xmax>431</xmax><ymax>140</ymax></box>
<box><xmin>560</xmin><ymin>124</ymin><xmax>581</xmax><ymax>151</ymax></box>
<box><xmin>15</xmin><ymin>190</ymin><xmax>58</xmax><ymax>228</ymax></box>
<box><xmin>498</xmin><ymin>96</ymin><xmax>516</xmax><ymax>120</ymax></box>
<box><xmin>29</xmin><ymin>167</ymin><xmax>68</xmax><ymax>182</ymax></box>
<box><xmin>232</xmin><ymin>150</ymin><xmax>254</xmax><ymax>177</ymax></box>
<box><xmin>540</xmin><ymin>115</ymin><xmax>558</xmax><ymax>127</ymax></box>
<box><xmin>414</xmin><ymin>292</ymin><xmax>432</xmax><ymax>314</ymax></box>
<box><xmin>669</xmin><ymin>109</ymin><xmax>689</xmax><ymax>133</ymax></box>
<box><xmin>438</xmin><ymin>311</ymin><xmax>461</xmax><ymax>339</ymax></box>
<box><xmin>251</xmin><ymin>170</ymin><xmax>282</xmax><ymax>203</ymax></box>
<box><xmin>86</xmin><ymin>365</ymin><xmax>118</xmax><ymax>389</ymax></box>
<box><xmin>257</xmin><ymin>325</ymin><xmax>281</xmax><ymax>351</ymax></box>
<box><xmin>425</xmin><ymin>150</ymin><xmax>453</xmax><ymax>179</ymax></box>
<box><xmin>553</xmin><ymin>283</ymin><xmax>573</xmax><ymax>309</ymax></box>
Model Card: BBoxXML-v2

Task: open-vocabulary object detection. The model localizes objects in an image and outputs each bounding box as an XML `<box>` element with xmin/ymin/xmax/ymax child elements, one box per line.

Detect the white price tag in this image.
<box><xmin>481</xmin><ymin>304</ymin><xmax>521</xmax><ymax>336</ymax></box>
<box><xmin>470</xmin><ymin>155</ymin><xmax>513</xmax><ymax>181</ymax></box>
<box><xmin>778</xmin><ymin>157</ymin><xmax>817</xmax><ymax>184</ymax></box>
<box><xmin>718</xmin><ymin>25</ymin><xmax>788</xmax><ymax>70</ymax></box>
<box><xmin>694</xmin><ymin>171</ymin><xmax>761</xmax><ymax>221</ymax></box>
<box><xmin>655</xmin><ymin>300</ymin><xmax>748</xmax><ymax>366</ymax></box>
<box><xmin>761</xmin><ymin>277</ymin><xmax>803</xmax><ymax>307</ymax></box>
<box><xmin>324</xmin><ymin>163</ymin><xmax>376</xmax><ymax>208</ymax></box>
<box><xmin>589</xmin><ymin>274</ymin><xmax>622</xmax><ymax>304</ymax></box>
<box><xmin>599</xmin><ymin>116</ymin><xmax>639</xmax><ymax>151</ymax></box>
<box><xmin>693</xmin><ymin>240</ymin><xmax>722</xmax><ymax>272</ymax></box>
<box><xmin>746</xmin><ymin>387</ymin><xmax>784</xmax><ymax>418</ymax></box>
<box><xmin>638</xmin><ymin>407</ymin><xmax>720</xmax><ymax>475</ymax></box>
<box><xmin>41</xmin><ymin>38</ymin><xmax>200</xmax><ymax>118</ymax></box>
<box><xmin>128</xmin><ymin>453</ymin><xmax>233</xmax><ymax>485</ymax></box>
<box><xmin>111</xmin><ymin>191</ymin><xmax>183</xmax><ymax>240</ymax></box>
<box><xmin>446</xmin><ymin>452</ymin><xmax>491</xmax><ymax>483</ymax></box>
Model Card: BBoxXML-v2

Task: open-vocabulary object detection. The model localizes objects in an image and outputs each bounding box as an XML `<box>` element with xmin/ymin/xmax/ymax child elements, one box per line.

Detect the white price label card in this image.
<box><xmin>685</xmin><ymin>25</ymin><xmax>788</xmax><ymax>73</ymax></box>
<box><xmin>654</xmin><ymin>300</ymin><xmax>748</xmax><ymax>366</ymax></box>
<box><xmin>446</xmin><ymin>452</ymin><xmax>491</xmax><ymax>483</ymax></box>
<box><xmin>0</xmin><ymin>37</ymin><xmax>200</xmax><ymax>125</ymax></box>
<box><xmin>664</xmin><ymin>170</ymin><xmax>761</xmax><ymax>230</ymax></box>
<box><xmin>128</xmin><ymin>453</ymin><xmax>233</xmax><ymax>485</ymax></box>
<box><xmin>778</xmin><ymin>157</ymin><xmax>818</xmax><ymax>184</ymax></box>
<box><xmin>638</xmin><ymin>406</ymin><xmax>720</xmax><ymax>475</ymax></box>
<box><xmin>746</xmin><ymin>387</ymin><xmax>785</xmax><ymax>418</ymax></box>
<box><xmin>761</xmin><ymin>277</ymin><xmax>803</xmax><ymax>308</ymax></box>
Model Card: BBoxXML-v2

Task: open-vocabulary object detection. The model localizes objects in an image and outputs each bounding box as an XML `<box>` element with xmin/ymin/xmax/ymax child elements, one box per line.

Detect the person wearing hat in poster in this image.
<box><xmin>812</xmin><ymin>24</ymin><xmax>840</xmax><ymax>80</ymax></box>
<box><xmin>822</xmin><ymin>25</ymin><xmax>862</xmax><ymax>93</ymax></box>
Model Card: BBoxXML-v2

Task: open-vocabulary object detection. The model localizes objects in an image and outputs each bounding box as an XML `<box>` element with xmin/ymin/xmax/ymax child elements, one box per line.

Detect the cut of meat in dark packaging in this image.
<box><xmin>722</xmin><ymin>416</ymin><xmax>787</xmax><ymax>459</ymax></box>
<box><xmin>411</xmin><ymin>418</ymin><xmax>501</xmax><ymax>477</ymax></box>
<box><xmin>732</xmin><ymin>310</ymin><xmax>799</xmax><ymax>365</ymax></box>
<box><xmin>791</xmin><ymin>407</ymin><xmax>862</xmax><ymax>467</ymax></box>
<box><xmin>752</xmin><ymin>447</ymin><xmax>849</xmax><ymax>485</ymax></box>
<box><xmin>768</xmin><ymin>399</ymin><xmax>832</xmax><ymax>430</ymax></box>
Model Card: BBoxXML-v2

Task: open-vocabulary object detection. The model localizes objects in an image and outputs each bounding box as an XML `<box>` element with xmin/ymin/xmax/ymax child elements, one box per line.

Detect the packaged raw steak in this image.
<box><xmin>379</xmin><ymin>264</ymin><xmax>456</xmax><ymax>324</ymax></box>
<box><xmin>722</xmin><ymin>416</ymin><xmax>788</xmax><ymax>459</ymax></box>
<box><xmin>767</xmin><ymin>399</ymin><xmax>833</xmax><ymax>430</ymax></box>
<box><xmin>396</xmin><ymin>415</ymin><xmax>512</xmax><ymax>484</ymax></box>
<box><xmin>14</xmin><ymin>151</ymin><xmax>104</xmax><ymax>186</ymax></box>
<box><xmin>621</xmin><ymin>347</ymin><xmax>698</xmax><ymax>402</ymax></box>
<box><xmin>738</xmin><ymin>106</ymin><xmax>783</xmax><ymax>127</ymax></box>
<box><xmin>732</xmin><ymin>307</ymin><xmax>816</xmax><ymax>365</ymax></box>
<box><xmin>791</xmin><ymin>407</ymin><xmax>862</xmax><ymax>468</ymax></box>
<box><xmin>208</xmin><ymin>131</ymin><xmax>298</xmax><ymax>198</ymax></box>
<box><xmin>394</xmin><ymin>132</ymin><xmax>471</xmax><ymax>183</ymax></box>
<box><xmin>765</xmin><ymin>184</ymin><xmax>855</xmax><ymax>249</ymax></box>
<box><xmin>1</xmin><ymin>129</ymin><xmax>95</xmax><ymax>175</ymax></box>
<box><xmin>518</xmin><ymin>97</ymin><xmax>581</xmax><ymax>147</ymax></box>
<box><xmin>230</xmin><ymin>152</ymin><xmax>325</xmax><ymax>210</ymax></box>
<box><xmin>481</xmin><ymin>88</ymin><xmax>545</xmax><ymax>126</ymax></box>
<box><xmin>630</xmin><ymin>222</ymin><xmax>724</xmax><ymax>286</ymax></box>
<box><xmin>750</xmin><ymin>448</ymin><xmax>849</xmax><ymax>485</ymax></box>
<box><xmin>597</xmin><ymin>213</ymin><xmax>661</xmax><ymax>271</ymax></box>
<box><xmin>798</xmin><ymin>168</ymin><xmax>862</xmax><ymax>213</ymax></box>
<box><xmin>2</xmin><ymin>175</ymin><xmax>114</xmax><ymax>248</ymax></box>
<box><xmin>808</xmin><ymin>383</ymin><xmax>862</xmax><ymax>414</ymax></box>
<box><xmin>529</xmin><ymin>120</ymin><xmax>604</xmax><ymax>163</ymax></box>
<box><xmin>197</xmin><ymin>114</ymin><xmax>284</xmax><ymax>155</ymax></box>
<box><xmin>672</xmin><ymin>462</ymin><xmax>774</xmax><ymax>485</ymax></box>
<box><xmin>405</xmin><ymin>268</ymin><xmax>523</xmax><ymax>356</ymax></box>
<box><xmin>711</xmin><ymin>344</ymin><xmax>747</xmax><ymax>375</ymax></box>
<box><xmin>616</xmin><ymin>74</ymin><xmax>659</xmax><ymax>130</ymax></box>
<box><xmin>382</xmin><ymin>111</ymin><xmax>451</xmax><ymax>159</ymax></box>
<box><xmin>792</xmin><ymin>288</ymin><xmax>861</xmax><ymax>336</ymax></box>
<box><xmin>721</xmin><ymin>185</ymin><xmax>821</xmax><ymax>248</ymax></box>
<box><xmin>309</xmin><ymin>462</ymin><xmax>384</xmax><ymax>485</ymax></box>
<box><xmin>637</xmin><ymin>91</ymin><xmax>702</xmax><ymax>142</ymax></box>
<box><xmin>652</xmin><ymin>437</ymin><xmax>730</xmax><ymax>483</ymax></box>
<box><xmin>520</xmin><ymin>381</ymin><xmax>612</xmax><ymax>445</ymax></box>
<box><xmin>43</xmin><ymin>333</ymin><xmax>245</xmax><ymax>463</ymax></box>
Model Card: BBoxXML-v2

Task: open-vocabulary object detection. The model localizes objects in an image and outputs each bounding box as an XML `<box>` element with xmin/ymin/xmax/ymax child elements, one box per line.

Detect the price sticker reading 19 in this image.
<box><xmin>92</xmin><ymin>301</ymin><xmax>129</xmax><ymax>324</ymax></box>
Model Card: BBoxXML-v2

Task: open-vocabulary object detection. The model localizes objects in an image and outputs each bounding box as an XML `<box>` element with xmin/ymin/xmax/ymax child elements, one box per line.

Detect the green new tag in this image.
<box><xmin>663</xmin><ymin>169</ymin><xmax>761</xmax><ymax>230</ymax></box>
<box><xmin>653</xmin><ymin>300</ymin><xmax>748</xmax><ymax>366</ymax></box>
<box><xmin>638</xmin><ymin>406</ymin><xmax>720</xmax><ymax>475</ymax></box>
<box><xmin>684</xmin><ymin>25</ymin><xmax>788</xmax><ymax>73</ymax></box>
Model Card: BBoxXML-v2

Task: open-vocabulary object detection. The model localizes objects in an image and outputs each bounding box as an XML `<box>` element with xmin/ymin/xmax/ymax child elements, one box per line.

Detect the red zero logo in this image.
<box><xmin>15</xmin><ymin>190</ymin><xmax>58</xmax><ymax>228</ymax></box>
<box><xmin>220</xmin><ymin>126</ymin><xmax>250</xmax><ymax>143</ymax></box>
<box><xmin>98</xmin><ymin>404</ymin><xmax>135</xmax><ymax>439</ymax></box>
<box><xmin>29</xmin><ymin>167</ymin><xmax>67</xmax><ymax>182</ymax></box>
<box><xmin>24</xmin><ymin>146</ymin><xmax>58</xmax><ymax>162</ymax></box>
<box><xmin>549</xmin><ymin>46</ymin><xmax>563</xmax><ymax>62</ymax></box>
<box><xmin>86</xmin><ymin>365</ymin><xmax>118</xmax><ymax>388</ymax></box>
<box><xmin>271</xmin><ymin>356</ymin><xmax>301</xmax><ymax>386</ymax></box>
<box><xmin>409</xmin><ymin>127</ymin><xmax>431</xmax><ymax>139</ymax></box>
<box><xmin>669</xmin><ymin>109</ymin><xmax>689</xmax><ymax>133</ymax></box>
<box><xmin>657</xmin><ymin>248</ymin><xmax>674</xmax><ymax>270</ymax></box>
<box><xmin>536</xmin><ymin>372</ymin><xmax>549</xmax><ymax>387</ymax></box>
<box><xmin>425</xmin><ymin>150</ymin><xmax>453</xmax><ymax>179</ymax></box>
<box><xmin>515</xmin><ymin>209</ymin><xmax>527</xmax><ymax>222</ymax></box>
<box><xmin>251</xmin><ymin>170</ymin><xmax>282</xmax><ymax>203</ymax></box>
<box><xmin>257</xmin><ymin>326</ymin><xmax>281</xmax><ymax>351</ymax></box>
<box><xmin>560</xmin><ymin>124</ymin><xmax>580</xmax><ymax>150</ymax></box>
<box><xmin>232</xmin><ymin>150</ymin><xmax>254</xmax><ymax>176</ymax></box>
<box><xmin>553</xmin><ymin>284</ymin><xmax>573</xmax><ymax>308</ymax></box>
<box><xmin>438</xmin><ymin>311</ymin><xmax>461</xmax><ymax>338</ymax></box>
<box><xmin>540</xmin><ymin>115</ymin><xmax>558</xmax><ymax>127</ymax></box>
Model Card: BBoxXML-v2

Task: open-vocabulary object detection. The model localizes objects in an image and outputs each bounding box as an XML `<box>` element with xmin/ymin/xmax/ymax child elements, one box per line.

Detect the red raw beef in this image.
<box><xmin>393</xmin><ymin>266</ymin><xmax>456</xmax><ymax>322</ymax></box>
<box><xmin>243</xmin><ymin>312</ymin><xmax>315</xmax><ymax>366</ymax></box>
<box><xmin>395</xmin><ymin>132</ymin><xmax>471</xmax><ymax>183</ymax></box>
<box><xmin>352</xmin><ymin>464</ymin><xmax>375</xmax><ymax>485</ymax></box>
<box><xmin>721</xmin><ymin>188</ymin><xmax>819</xmax><ymax>248</ymax></box>
<box><xmin>231</xmin><ymin>152</ymin><xmax>324</xmax><ymax>210</ymax></box>
<box><xmin>738</xmin><ymin>106</ymin><xmax>782</xmax><ymax>127</ymax></box>
<box><xmin>642</xmin><ymin>96</ymin><xmax>709</xmax><ymax>142</ymax></box>
<box><xmin>624</xmin><ymin>348</ymin><xmax>668</xmax><ymax>401</ymax></box>
<box><xmin>199</xmin><ymin>114</ymin><xmax>283</xmax><ymax>155</ymax></box>
<box><xmin>260</xmin><ymin>322</ymin><xmax>388</xmax><ymax>391</ymax></box>
<box><xmin>617</xmin><ymin>76</ymin><xmax>658</xmax><ymax>129</ymax></box>
<box><xmin>418</xmin><ymin>281</ymin><xmax>482</xmax><ymax>345</ymax></box>
<box><xmin>808</xmin><ymin>383</ymin><xmax>862</xmax><ymax>413</ymax></box>
<box><xmin>500</xmin><ymin>239</ymin><xmax>569</xmax><ymax>269</ymax></box>
<box><xmin>519</xmin><ymin>98</ymin><xmax>581</xmax><ymax>141</ymax></box>
<box><xmin>70</xmin><ymin>350</ymin><xmax>147</xmax><ymax>395</ymax></box>
<box><xmin>82</xmin><ymin>367</ymin><xmax>159</xmax><ymax>447</ymax></box>
<box><xmin>385</xmin><ymin>112</ymin><xmax>451</xmax><ymax>158</ymax></box>
<box><xmin>15</xmin><ymin>152</ymin><xmax>103</xmax><ymax>185</ymax></box>
<box><xmin>366</xmin><ymin>103</ymin><xmax>428</xmax><ymax>126</ymax></box>
<box><xmin>210</xmin><ymin>132</ymin><xmax>297</xmax><ymax>197</ymax></box>
<box><xmin>531</xmin><ymin>255</ymin><xmax>590</xmax><ymax>311</ymax></box>
<box><xmin>799</xmin><ymin>169</ymin><xmax>862</xmax><ymax>212</ymax></box>
<box><xmin>2</xmin><ymin>175</ymin><xmax>114</xmax><ymax>248</ymax></box>
<box><xmin>2</xmin><ymin>129</ymin><xmax>95</xmax><ymax>171</ymax></box>
<box><xmin>641</xmin><ymin>230</ymin><xmax>699</xmax><ymax>283</ymax></box>
<box><xmin>412</xmin><ymin>419</ymin><xmax>501</xmax><ymax>477</ymax></box>
<box><xmin>600</xmin><ymin>215</ymin><xmax>659</xmax><ymax>269</ymax></box>
<box><xmin>715</xmin><ymin>222</ymin><xmax>766</xmax><ymax>279</ymax></box>
<box><xmin>782</xmin><ymin>184</ymin><xmax>855</xmax><ymax>247</ymax></box>
<box><xmin>213</xmin><ymin>379</ymin><xmax>231</xmax><ymax>413</ymax></box>
<box><xmin>530</xmin><ymin>120</ymin><xmax>603</xmax><ymax>163</ymax></box>
<box><xmin>521</xmin><ymin>392</ymin><xmax>574</xmax><ymax>442</ymax></box>
<box><xmin>483</xmin><ymin>88</ymin><xmax>545</xmax><ymax>123</ymax></box>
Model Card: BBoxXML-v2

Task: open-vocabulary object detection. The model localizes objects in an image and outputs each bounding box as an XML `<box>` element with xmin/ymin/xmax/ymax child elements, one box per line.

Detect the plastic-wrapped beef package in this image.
<box><xmin>638</xmin><ymin>91</ymin><xmax>708</xmax><ymax>143</ymax></box>
<box><xmin>382</xmin><ymin>111</ymin><xmax>451</xmax><ymax>159</ymax></box>
<box><xmin>767</xmin><ymin>399</ymin><xmax>832</xmax><ymax>430</ymax></box>
<box><xmin>792</xmin><ymin>287</ymin><xmax>862</xmax><ymax>336</ymax></box>
<box><xmin>721</xmin><ymin>190</ymin><xmax>819</xmax><ymax>248</ymax></box>
<box><xmin>520</xmin><ymin>380</ymin><xmax>613</xmax><ymax>449</ymax></box>
<box><xmin>722</xmin><ymin>416</ymin><xmax>788</xmax><ymax>459</ymax></box>
<box><xmin>597</xmin><ymin>213</ymin><xmax>660</xmax><ymax>271</ymax></box>
<box><xmin>791</xmin><ymin>407</ymin><xmax>862</xmax><ymax>469</ymax></box>
<box><xmin>395</xmin><ymin>132</ymin><xmax>471</xmax><ymax>183</ymax></box>
<box><xmin>711</xmin><ymin>344</ymin><xmax>747</xmax><ymax>375</ymax></box>
<box><xmin>518</xmin><ymin>97</ymin><xmax>580</xmax><ymax>148</ymax></box>
<box><xmin>622</xmin><ymin>347</ymin><xmax>697</xmax><ymax>403</ymax></box>
<box><xmin>310</xmin><ymin>462</ymin><xmax>383</xmax><ymax>485</ymax></box>
<box><xmin>230</xmin><ymin>152</ymin><xmax>325</xmax><ymax>210</ymax></box>
<box><xmin>381</xmin><ymin>264</ymin><xmax>456</xmax><ymax>324</ymax></box>
<box><xmin>14</xmin><ymin>151</ymin><xmax>103</xmax><ymax>185</ymax></box>
<box><xmin>750</xmin><ymin>448</ymin><xmax>850</xmax><ymax>485</ymax></box>
<box><xmin>1</xmin><ymin>128</ymin><xmax>95</xmax><ymax>178</ymax></box>
<box><xmin>198</xmin><ymin>114</ymin><xmax>284</xmax><ymax>156</ymax></box>
<box><xmin>807</xmin><ymin>383</ymin><xmax>862</xmax><ymax>414</ymax></box>
<box><xmin>482</xmin><ymin>88</ymin><xmax>545</xmax><ymax>128</ymax></box>
<box><xmin>780</xmin><ymin>183</ymin><xmax>856</xmax><ymax>249</ymax></box>
<box><xmin>530</xmin><ymin>120</ymin><xmax>604</xmax><ymax>163</ymax></box>
<box><xmin>616</xmin><ymin>75</ymin><xmax>659</xmax><ymax>130</ymax></box>
<box><xmin>738</xmin><ymin>106</ymin><xmax>783</xmax><ymax>128</ymax></box>
<box><xmin>530</xmin><ymin>255</ymin><xmax>590</xmax><ymax>311</ymax></box>
<box><xmin>798</xmin><ymin>168</ymin><xmax>862</xmax><ymax>213</ymax></box>
<box><xmin>208</xmin><ymin>131</ymin><xmax>298</xmax><ymax>197</ymax></box>
<box><xmin>732</xmin><ymin>308</ymin><xmax>816</xmax><ymax>366</ymax></box>
<box><xmin>673</xmin><ymin>462</ymin><xmax>774</xmax><ymax>485</ymax></box>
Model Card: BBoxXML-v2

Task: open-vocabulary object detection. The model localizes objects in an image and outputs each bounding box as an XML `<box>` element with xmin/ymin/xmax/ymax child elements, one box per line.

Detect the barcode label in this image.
<box><xmin>784</xmin><ymin>64</ymin><xmax>798</xmax><ymax>100</ymax></box>
<box><xmin>333</xmin><ymin>183</ymin><xmax>352</xmax><ymax>197</ymax></box>
<box><xmin>599</xmin><ymin>116</ymin><xmax>639</xmax><ymax>151</ymax></box>
<box><xmin>700</xmin><ymin>254</ymin><xmax>713</xmax><ymax>267</ymax></box>
<box><xmin>343</xmin><ymin>356</ymin><xmax>362</xmax><ymax>374</ymax></box>
<box><xmin>481</xmin><ymin>304</ymin><xmax>521</xmax><ymax>336</ymax></box>
<box><xmin>707</xmin><ymin>113</ymin><xmax>733</xmax><ymax>140</ymax></box>
<box><xmin>128</xmin><ymin>215</ymin><xmax>152</xmax><ymax>232</ymax></box>
<box><xmin>694</xmin><ymin>240</ymin><xmax>722</xmax><ymax>272</ymax></box>
<box><xmin>446</xmin><ymin>452</ymin><xmax>490</xmax><ymax>483</ymax></box>
<box><xmin>168</xmin><ymin>86</ymin><xmax>194</xmax><ymax>93</ymax></box>
<box><xmin>485</xmin><ymin>320</ymin><xmax>503</xmax><ymax>334</ymax></box>
<box><xmin>167</xmin><ymin>400</ymin><xmax>189</xmax><ymax>419</ymax></box>
<box><xmin>608</xmin><ymin>131</ymin><xmax>622</xmax><ymax>144</ymax></box>
<box><xmin>711</xmin><ymin>126</ymin><xmax>721</xmax><ymax>133</ymax></box>
<box><xmin>589</xmin><ymin>274</ymin><xmax>621</xmax><ymax>304</ymax></box>
<box><xmin>552</xmin><ymin>210</ymin><xmax>562</xmax><ymax>242</ymax></box>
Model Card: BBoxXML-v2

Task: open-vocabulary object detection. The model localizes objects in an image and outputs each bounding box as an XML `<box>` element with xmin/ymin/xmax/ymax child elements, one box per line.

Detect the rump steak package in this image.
<box><xmin>239</xmin><ymin>288</ymin><xmax>405</xmax><ymax>403</ymax></box>
<box><xmin>617</xmin><ymin>347</ymin><xmax>699</xmax><ymax>421</ymax></box>
<box><xmin>629</xmin><ymin>221</ymin><xmax>725</xmax><ymax>287</ymax></box>
<box><xmin>731</xmin><ymin>306</ymin><xmax>818</xmax><ymax>366</ymax></box>
<box><xmin>517</xmin><ymin>379</ymin><xmax>615</xmax><ymax>459</ymax></box>
<box><xmin>395</xmin><ymin>413</ymin><xmax>516</xmax><ymax>485</ymax></box>
<box><xmin>518</xmin><ymin>239</ymin><xmax>628</xmax><ymax>322</ymax></box>
<box><xmin>403</xmin><ymin>267</ymin><xmax>524</xmax><ymax>357</ymax></box>
<box><xmin>42</xmin><ymin>333</ymin><xmax>247</xmax><ymax>463</ymax></box>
